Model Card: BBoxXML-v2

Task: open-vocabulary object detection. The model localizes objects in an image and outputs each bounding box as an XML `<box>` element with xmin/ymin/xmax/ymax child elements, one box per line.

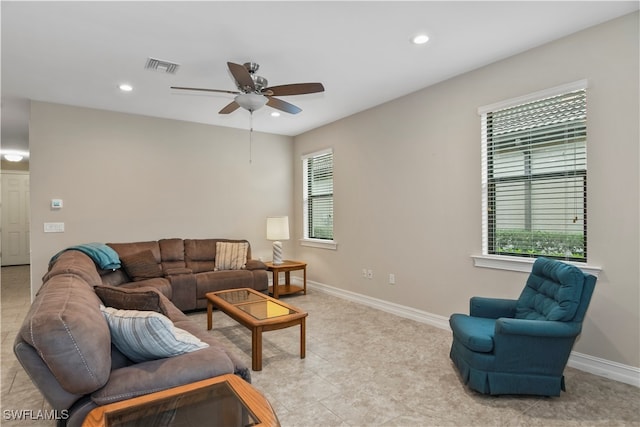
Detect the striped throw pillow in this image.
<box><xmin>100</xmin><ymin>305</ymin><xmax>208</xmax><ymax>362</ymax></box>
<box><xmin>214</xmin><ymin>242</ymin><xmax>248</xmax><ymax>271</ymax></box>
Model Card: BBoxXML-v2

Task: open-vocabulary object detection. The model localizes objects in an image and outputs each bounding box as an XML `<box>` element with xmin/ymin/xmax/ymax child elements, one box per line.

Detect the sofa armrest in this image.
<box><xmin>245</xmin><ymin>259</ymin><xmax>267</xmax><ymax>271</ymax></box>
<box><xmin>470</xmin><ymin>297</ymin><xmax>517</xmax><ymax>319</ymax></box>
<box><xmin>164</xmin><ymin>271</ymin><xmax>197</xmax><ymax>312</ymax></box>
<box><xmin>91</xmin><ymin>346</ymin><xmax>236</xmax><ymax>406</ymax></box>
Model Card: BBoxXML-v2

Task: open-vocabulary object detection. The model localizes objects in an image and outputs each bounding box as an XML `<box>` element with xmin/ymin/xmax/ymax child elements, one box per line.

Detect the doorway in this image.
<box><xmin>1</xmin><ymin>171</ymin><xmax>30</xmax><ymax>266</ymax></box>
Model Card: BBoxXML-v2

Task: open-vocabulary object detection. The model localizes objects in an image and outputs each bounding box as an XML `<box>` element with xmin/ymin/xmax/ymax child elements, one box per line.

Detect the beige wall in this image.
<box><xmin>29</xmin><ymin>102</ymin><xmax>294</xmax><ymax>292</ymax></box>
<box><xmin>293</xmin><ymin>13</ymin><xmax>639</xmax><ymax>368</ymax></box>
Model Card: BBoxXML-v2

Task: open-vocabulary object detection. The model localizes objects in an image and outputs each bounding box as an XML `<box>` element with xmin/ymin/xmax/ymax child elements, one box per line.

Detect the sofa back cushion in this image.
<box><xmin>20</xmin><ymin>274</ymin><xmax>111</xmax><ymax>395</ymax></box>
<box><xmin>184</xmin><ymin>239</ymin><xmax>252</xmax><ymax>273</ymax></box>
<box><xmin>119</xmin><ymin>250</ymin><xmax>163</xmax><ymax>281</ymax></box>
<box><xmin>515</xmin><ymin>257</ymin><xmax>585</xmax><ymax>321</ymax></box>
<box><xmin>159</xmin><ymin>238</ymin><xmax>186</xmax><ymax>271</ymax></box>
<box><xmin>108</xmin><ymin>241</ymin><xmax>161</xmax><ymax>263</ymax></box>
<box><xmin>108</xmin><ymin>241</ymin><xmax>162</xmax><ymax>280</ymax></box>
<box><xmin>184</xmin><ymin>239</ymin><xmax>217</xmax><ymax>273</ymax></box>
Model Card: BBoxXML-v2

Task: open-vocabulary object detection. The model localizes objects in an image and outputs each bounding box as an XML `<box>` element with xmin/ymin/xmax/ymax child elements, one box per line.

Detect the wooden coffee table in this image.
<box><xmin>82</xmin><ymin>374</ymin><xmax>279</xmax><ymax>427</ymax></box>
<box><xmin>206</xmin><ymin>288</ymin><xmax>308</xmax><ymax>371</ymax></box>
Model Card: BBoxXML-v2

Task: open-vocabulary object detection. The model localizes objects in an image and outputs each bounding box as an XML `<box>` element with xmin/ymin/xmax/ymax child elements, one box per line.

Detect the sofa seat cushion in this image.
<box><xmin>101</xmin><ymin>306</ymin><xmax>209</xmax><ymax>363</ymax></box>
<box><xmin>95</xmin><ymin>285</ymin><xmax>169</xmax><ymax>316</ymax></box>
<box><xmin>119</xmin><ymin>277</ymin><xmax>172</xmax><ymax>300</ymax></box>
<box><xmin>515</xmin><ymin>257</ymin><xmax>584</xmax><ymax>321</ymax></box>
<box><xmin>20</xmin><ymin>274</ymin><xmax>112</xmax><ymax>395</ymax></box>
<box><xmin>194</xmin><ymin>270</ymin><xmax>255</xmax><ymax>298</ymax></box>
<box><xmin>449</xmin><ymin>314</ymin><xmax>495</xmax><ymax>353</ymax></box>
<box><xmin>91</xmin><ymin>344</ymin><xmax>236</xmax><ymax>405</ymax></box>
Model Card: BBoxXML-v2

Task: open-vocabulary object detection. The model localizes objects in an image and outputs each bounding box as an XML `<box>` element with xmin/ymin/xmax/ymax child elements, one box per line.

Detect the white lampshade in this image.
<box><xmin>235</xmin><ymin>93</ymin><xmax>268</xmax><ymax>112</ymax></box>
<box><xmin>266</xmin><ymin>216</ymin><xmax>290</xmax><ymax>241</ymax></box>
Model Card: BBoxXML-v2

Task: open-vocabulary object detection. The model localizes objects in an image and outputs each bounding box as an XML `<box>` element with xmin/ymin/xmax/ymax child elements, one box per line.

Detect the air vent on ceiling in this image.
<box><xmin>145</xmin><ymin>57</ymin><xmax>180</xmax><ymax>74</ymax></box>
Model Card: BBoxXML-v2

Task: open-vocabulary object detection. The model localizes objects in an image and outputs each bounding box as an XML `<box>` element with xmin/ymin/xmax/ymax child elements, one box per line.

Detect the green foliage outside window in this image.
<box><xmin>494</xmin><ymin>229</ymin><xmax>585</xmax><ymax>259</ymax></box>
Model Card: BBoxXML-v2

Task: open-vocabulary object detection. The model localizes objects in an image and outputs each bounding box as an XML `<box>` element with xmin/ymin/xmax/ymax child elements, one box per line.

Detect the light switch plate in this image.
<box><xmin>44</xmin><ymin>222</ymin><xmax>65</xmax><ymax>233</ymax></box>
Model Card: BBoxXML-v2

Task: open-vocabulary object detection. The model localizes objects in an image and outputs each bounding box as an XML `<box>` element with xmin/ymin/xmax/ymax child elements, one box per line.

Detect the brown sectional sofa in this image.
<box><xmin>13</xmin><ymin>238</ymin><xmax>268</xmax><ymax>427</ymax></box>
<box><xmin>102</xmin><ymin>238</ymin><xmax>268</xmax><ymax>311</ymax></box>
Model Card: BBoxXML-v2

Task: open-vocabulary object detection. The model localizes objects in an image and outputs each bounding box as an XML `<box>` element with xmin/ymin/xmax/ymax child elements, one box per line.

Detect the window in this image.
<box><xmin>302</xmin><ymin>148</ymin><xmax>334</xmax><ymax>242</ymax></box>
<box><xmin>480</xmin><ymin>81</ymin><xmax>587</xmax><ymax>262</ymax></box>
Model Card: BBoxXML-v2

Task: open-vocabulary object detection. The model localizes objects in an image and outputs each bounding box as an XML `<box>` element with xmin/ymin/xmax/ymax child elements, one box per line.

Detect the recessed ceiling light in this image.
<box><xmin>119</xmin><ymin>84</ymin><xmax>133</xmax><ymax>92</ymax></box>
<box><xmin>411</xmin><ymin>34</ymin><xmax>430</xmax><ymax>45</ymax></box>
<box><xmin>270</xmin><ymin>111</ymin><xmax>281</xmax><ymax>117</ymax></box>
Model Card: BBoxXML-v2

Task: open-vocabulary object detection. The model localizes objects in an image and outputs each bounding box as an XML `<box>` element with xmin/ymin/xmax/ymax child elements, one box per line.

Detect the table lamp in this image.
<box><xmin>266</xmin><ymin>216</ymin><xmax>289</xmax><ymax>265</ymax></box>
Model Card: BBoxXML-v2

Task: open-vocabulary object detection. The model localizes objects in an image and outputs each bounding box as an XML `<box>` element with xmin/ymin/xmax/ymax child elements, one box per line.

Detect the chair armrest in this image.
<box><xmin>495</xmin><ymin>318</ymin><xmax>581</xmax><ymax>338</ymax></box>
<box><xmin>245</xmin><ymin>259</ymin><xmax>267</xmax><ymax>271</ymax></box>
<box><xmin>470</xmin><ymin>297</ymin><xmax>517</xmax><ymax>319</ymax></box>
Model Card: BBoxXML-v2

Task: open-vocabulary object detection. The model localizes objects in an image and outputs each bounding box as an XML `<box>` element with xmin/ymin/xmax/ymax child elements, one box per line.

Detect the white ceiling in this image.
<box><xmin>2</xmin><ymin>1</ymin><xmax>638</xmax><ymax>158</ymax></box>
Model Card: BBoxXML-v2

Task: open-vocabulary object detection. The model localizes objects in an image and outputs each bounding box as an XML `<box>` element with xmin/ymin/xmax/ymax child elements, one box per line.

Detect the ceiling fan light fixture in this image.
<box><xmin>4</xmin><ymin>154</ymin><xmax>23</xmax><ymax>162</ymax></box>
<box><xmin>235</xmin><ymin>93</ymin><xmax>267</xmax><ymax>112</ymax></box>
<box><xmin>2</xmin><ymin>150</ymin><xmax>28</xmax><ymax>162</ymax></box>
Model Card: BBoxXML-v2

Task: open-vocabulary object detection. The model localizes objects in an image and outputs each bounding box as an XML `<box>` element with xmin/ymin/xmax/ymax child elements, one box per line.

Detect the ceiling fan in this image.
<box><xmin>171</xmin><ymin>62</ymin><xmax>325</xmax><ymax>115</ymax></box>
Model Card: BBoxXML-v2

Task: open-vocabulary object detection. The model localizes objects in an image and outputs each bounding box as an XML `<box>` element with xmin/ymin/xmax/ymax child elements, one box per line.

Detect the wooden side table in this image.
<box><xmin>264</xmin><ymin>260</ymin><xmax>307</xmax><ymax>298</ymax></box>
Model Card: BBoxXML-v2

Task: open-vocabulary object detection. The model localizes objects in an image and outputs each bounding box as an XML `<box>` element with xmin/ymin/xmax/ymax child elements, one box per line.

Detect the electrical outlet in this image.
<box><xmin>389</xmin><ymin>273</ymin><xmax>396</xmax><ymax>285</ymax></box>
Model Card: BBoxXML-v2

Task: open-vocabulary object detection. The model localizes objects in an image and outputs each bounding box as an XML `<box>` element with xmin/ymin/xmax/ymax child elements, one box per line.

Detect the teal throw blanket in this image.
<box><xmin>50</xmin><ymin>242</ymin><xmax>121</xmax><ymax>270</ymax></box>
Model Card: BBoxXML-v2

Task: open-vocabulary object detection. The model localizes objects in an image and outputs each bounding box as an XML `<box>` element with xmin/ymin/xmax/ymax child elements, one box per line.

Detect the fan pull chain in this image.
<box><xmin>249</xmin><ymin>111</ymin><xmax>253</xmax><ymax>164</ymax></box>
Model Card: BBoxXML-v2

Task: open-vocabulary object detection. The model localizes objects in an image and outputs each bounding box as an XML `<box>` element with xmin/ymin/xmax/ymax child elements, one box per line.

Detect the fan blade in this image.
<box><xmin>266</xmin><ymin>96</ymin><xmax>302</xmax><ymax>114</ymax></box>
<box><xmin>219</xmin><ymin>101</ymin><xmax>240</xmax><ymax>114</ymax></box>
<box><xmin>264</xmin><ymin>83</ymin><xmax>324</xmax><ymax>96</ymax></box>
<box><xmin>171</xmin><ymin>86</ymin><xmax>239</xmax><ymax>95</ymax></box>
<box><xmin>227</xmin><ymin>62</ymin><xmax>255</xmax><ymax>92</ymax></box>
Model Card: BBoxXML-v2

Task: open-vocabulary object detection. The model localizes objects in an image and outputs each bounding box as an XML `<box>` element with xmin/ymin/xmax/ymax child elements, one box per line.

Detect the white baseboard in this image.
<box><xmin>300</xmin><ymin>278</ymin><xmax>640</xmax><ymax>389</ymax></box>
<box><xmin>567</xmin><ymin>351</ymin><xmax>640</xmax><ymax>388</ymax></box>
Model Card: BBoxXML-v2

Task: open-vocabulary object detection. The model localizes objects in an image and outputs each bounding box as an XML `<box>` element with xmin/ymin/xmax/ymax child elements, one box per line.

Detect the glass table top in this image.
<box><xmin>216</xmin><ymin>290</ymin><xmax>266</xmax><ymax>304</ymax></box>
<box><xmin>103</xmin><ymin>380</ymin><xmax>259</xmax><ymax>427</ymax></box>
<box><xmin>215</xmin><ymin>290</ymin><xmax>295</xmax><ymax>320</ymax></box>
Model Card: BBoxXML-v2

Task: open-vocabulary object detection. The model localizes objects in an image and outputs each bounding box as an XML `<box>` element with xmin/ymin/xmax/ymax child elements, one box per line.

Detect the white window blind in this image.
<box><xmin>480</xmin><ymin>84</ymin><xmax>587</xmax><ymax>262</ymax></box>
<box><xmin>302</xmin><ymin>149</ymin><xmax>334</xmax><ymax>240</ymax></box>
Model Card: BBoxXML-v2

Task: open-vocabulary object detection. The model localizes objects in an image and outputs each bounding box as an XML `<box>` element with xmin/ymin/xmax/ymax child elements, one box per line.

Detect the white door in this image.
<box><xmin>1</xmin><ymin>172</ymin><xmax>30</xmax><ymax>266</ymax></box>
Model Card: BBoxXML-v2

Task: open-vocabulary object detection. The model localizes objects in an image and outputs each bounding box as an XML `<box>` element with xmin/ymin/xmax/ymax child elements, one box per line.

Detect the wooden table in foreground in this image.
<box><xmin>206</xmin><ymin>288</ymin><xmax>308</xmax><ymax>371</ymax></box>
<box><xmin>82</xmin><ymin>374</ymin><xmax>279</xmax><ymax>427</ymax></box>
<box><xmin>264</xmin><ymin>260</ymin><xmax>307</xmax><ymax>299</ymax></box>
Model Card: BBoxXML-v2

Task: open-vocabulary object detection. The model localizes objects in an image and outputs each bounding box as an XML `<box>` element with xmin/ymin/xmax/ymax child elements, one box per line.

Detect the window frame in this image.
<box><xmin>301</xmin><ymin>148</ymin><xmax>337</xmax><ymax>250</ymax></box>
<box><xmin>474</xmin><ymin>80</ymin><xmax>601</xmax><ymax>276</ymax></box>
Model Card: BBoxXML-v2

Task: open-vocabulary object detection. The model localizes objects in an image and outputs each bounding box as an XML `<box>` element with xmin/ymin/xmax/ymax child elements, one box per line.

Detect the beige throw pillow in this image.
<box><xmin>214</xmin><ymin>242</ymin><xmax>248</xmax><ymax>271</ymax></box>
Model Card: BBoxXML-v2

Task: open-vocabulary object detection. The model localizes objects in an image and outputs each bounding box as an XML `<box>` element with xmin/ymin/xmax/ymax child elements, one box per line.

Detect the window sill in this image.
<box><xmin>471</xmin><ymin>254</ymin><xmax>601</xmax><ymax>278</ymax></box>
<box><xmin>300</xmin><ymin>238</ymin><xmax>338</xmax><ymax>250</ymax></box>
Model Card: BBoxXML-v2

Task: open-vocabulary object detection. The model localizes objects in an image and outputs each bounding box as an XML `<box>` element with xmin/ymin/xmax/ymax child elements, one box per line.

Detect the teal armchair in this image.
<box><xmin>449</xmin><ymin>257</ymin><xmax>596</xmax><ymax>396</ymax></box>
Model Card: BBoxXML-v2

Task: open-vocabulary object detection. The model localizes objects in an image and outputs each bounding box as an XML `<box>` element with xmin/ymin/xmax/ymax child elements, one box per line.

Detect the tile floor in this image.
<box><xmin>2</xmin><ymin>265</ymin><xmax>639</xmax><ymax>426</ymax></box>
